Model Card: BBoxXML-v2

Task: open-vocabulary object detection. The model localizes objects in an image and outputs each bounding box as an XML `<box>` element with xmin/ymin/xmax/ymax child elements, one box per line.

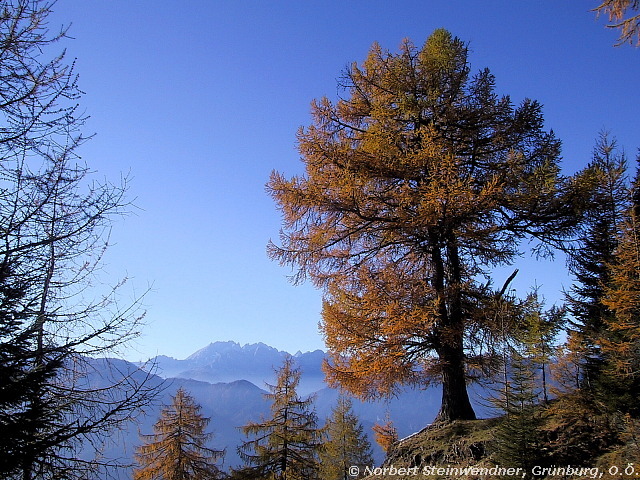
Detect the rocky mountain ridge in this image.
<box><xmin>142</xmin><ymin>340</ymin><xmax>327</xmax><ymax>394</ymax></box>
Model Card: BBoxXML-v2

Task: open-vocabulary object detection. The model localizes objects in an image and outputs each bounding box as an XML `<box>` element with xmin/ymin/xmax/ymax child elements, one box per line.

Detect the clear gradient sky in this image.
<box><xmin>49</xmin><ymin>1</ymin><xmax>640</xmax><ymax>362</ymax></box>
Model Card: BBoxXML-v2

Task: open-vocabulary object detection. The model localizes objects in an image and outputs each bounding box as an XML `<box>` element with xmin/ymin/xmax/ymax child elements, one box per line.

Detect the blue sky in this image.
<box><xmin>49</xmin><ymin>1</ymin><xmax>639</xmax><ymax>361</ymax></box>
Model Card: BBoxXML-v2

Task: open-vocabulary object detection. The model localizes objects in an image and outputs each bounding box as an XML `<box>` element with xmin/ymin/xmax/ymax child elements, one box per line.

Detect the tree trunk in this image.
<box><xmin>434</xmin><ymin>342</ymin><xmax>476</xmax><ymax>422</ymax></box>
<box><xmin>431</xmin><ymin>237</ymin><xmax>476</xmax><ymax>423</ymax></box>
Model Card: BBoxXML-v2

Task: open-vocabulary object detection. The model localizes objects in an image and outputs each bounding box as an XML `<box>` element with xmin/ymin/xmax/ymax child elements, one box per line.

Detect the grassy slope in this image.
<box><xmin>362</xmin><ymin>414</ymin><xmax>639</xmax><ymax>480</ymax></box>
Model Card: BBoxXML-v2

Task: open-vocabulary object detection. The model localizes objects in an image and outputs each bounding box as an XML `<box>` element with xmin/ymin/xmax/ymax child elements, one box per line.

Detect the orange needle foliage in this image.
<box><xmin>372</xmin><ymin>414</ymin><xmax>398</xmax><ymax>455</ymax></box>
<box><xmin>133</xmin><ymin>388</ymin><xmax>225</xmax><ymax>480</ymax></box>
<box><xmin>594</xmin><ymin>0</ymin><xmax>640</xmax><ymax>46</ymax></box>
<box><xmin>602</xmin><ymin>213</ymin><xmax>640</xmax><ymax>380</ymax></box>
<box><xmin>268</xmin><ymin>29</ymin><xmax>591</xmax><ymax>422</ymax></box>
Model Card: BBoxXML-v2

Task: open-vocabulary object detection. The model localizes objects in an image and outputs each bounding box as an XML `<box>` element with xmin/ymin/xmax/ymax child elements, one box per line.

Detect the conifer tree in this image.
<box><xmin>371</xmin><ymin>412</ymin><xmax>398</xmax><ymax>456</ymax></box>
<box><xmin>566</xmin><ymin>132</ymin><xmax>628</xmax><ymax>392</ymax></box>
<box><xmin>268</xmin><ymin>29</ymin><xmax>591</xmax><ymax>422</ymax></box>
<box><xmin>542</xmin><ymin>155</ymin><xmax>640</xmax><ymax>461</ymax></box>
<box><xmin>551</xmin><ymin>334</ymin><xmax>587</xmax><ymax>394</ymax></box>
<box><xmin>600</xmin><ymin>171</ymin><xmax>640</xmax><ymax>415</ymax></box>
<box><xmin>319</xmin><ymin>396</ymin><xmax>373</xmax><ymax>480</ymax></box>
<box><xmin>488</xmin><ymin>294</ymin><xmax>551</xmax><ymax>469</ymax></box>
<box><xmin>133</xmin><ymin>388</ymin><xmax>225</xmax><ymax>480</ymax></box>
<box><xmin>517</xmin><ymin>291</ymin><xmax>565</xmax><ymax>403</ymax></box>
<box><xmin>492</xmin><ymin>350</ymin><xmax>545</xmax><ymax>471</ymax></box>
<box><xmin>0</xmin><ymin>260</ymin><xmax>63</xmax><ymax>478</ymax></box>
<box><xmin>238</xmin><ymin>356</ymin><xmax>321</xmax><ymax>480</ymax></box>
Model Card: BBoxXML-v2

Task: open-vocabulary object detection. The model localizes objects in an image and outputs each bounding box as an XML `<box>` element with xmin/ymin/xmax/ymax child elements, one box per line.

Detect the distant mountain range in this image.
<box><xmin>94</xmin><ymin>341</ymin><xmax>492</xmax><ymax>478</ymax></box>
<box><xmin>146</xmin><ymin>341</ymin><xmax>327</xmax><ymax>394</ymax></box>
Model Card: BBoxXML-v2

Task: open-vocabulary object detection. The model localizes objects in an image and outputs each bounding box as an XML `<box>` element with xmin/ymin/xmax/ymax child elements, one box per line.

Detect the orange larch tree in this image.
<box><xmin>268</xmin><ymin>29</ymin><xmax>591</xmax><ymax>422</ymax></box>
<box><xmin>134</xmin><ymin>388</ymin><xmax>225</xmax><ymax>480</ymax></box>
<box><xmin>237</xmin><ymin>356</ymin><xmax>321</xmax><ymax>480</ymax></box>
<box><xmin>600</xmin><ymin>178</ymin><xmax>640</xmax><ymax>414</ymax></box>
<box><xmin>372</xmin><ymin>413</ymin><xmax>398</xmax><ymax>455</ymax></box>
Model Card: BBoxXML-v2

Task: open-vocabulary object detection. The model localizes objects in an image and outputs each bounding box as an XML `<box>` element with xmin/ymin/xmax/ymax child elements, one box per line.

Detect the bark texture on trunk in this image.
<box><xmin>431</xmin><ymin>237</ymin><xmax>477</xmax><ymax>423</ymax></box>
<box><xmin>434</xmin><ymin>346</ymin><xmax>476</xmax><ymax>423</ymax></box>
